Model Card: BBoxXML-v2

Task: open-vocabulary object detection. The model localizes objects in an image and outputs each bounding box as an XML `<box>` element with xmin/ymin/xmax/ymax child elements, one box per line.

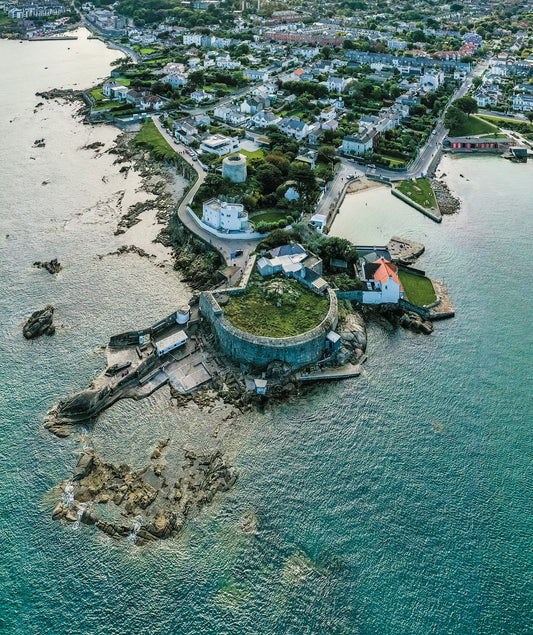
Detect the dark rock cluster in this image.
<box><xmin>33</xmin><ymin>258</ymin><xmax>62</xmax><ymax>274</ymax></box>
<box><xmin>23</xmin><ymin>305</ymin><xmax>55</xmax><ymax>339</ymax></box>
<box><xmin>52</xmin><ymin>444</ymin><xmax>238</xmax><ymax>544</ymax></box>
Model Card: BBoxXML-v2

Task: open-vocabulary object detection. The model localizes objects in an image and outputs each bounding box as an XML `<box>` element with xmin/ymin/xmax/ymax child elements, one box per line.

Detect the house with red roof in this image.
<box><xmin>361</xmin><ymin>258</ymin><xmax>404</xmax><ymax>304</ymax></box>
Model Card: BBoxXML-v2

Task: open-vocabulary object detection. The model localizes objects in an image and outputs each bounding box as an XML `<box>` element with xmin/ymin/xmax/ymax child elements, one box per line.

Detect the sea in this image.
<box><xmin>0</xmin><ymin>29</ymin><xmax>531</xmax><ymax>635</ymax></box>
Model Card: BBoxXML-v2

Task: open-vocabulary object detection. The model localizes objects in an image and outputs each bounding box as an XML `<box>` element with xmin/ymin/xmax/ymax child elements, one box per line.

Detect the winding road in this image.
<box><xmin>152</xmin><ymin>117</ymin><xmax>261</xmax><ymax>268</ymax></box>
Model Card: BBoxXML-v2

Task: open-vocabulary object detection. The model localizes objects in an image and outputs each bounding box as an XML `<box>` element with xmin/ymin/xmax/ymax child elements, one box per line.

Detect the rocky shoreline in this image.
<box><xmin>431</xmin><ymin>177</ymin><xmax>461</xmax><ymax>215</ymax></box>
<box><xmin>52</xmin><ymin>445</ymin><xmax>238</xmax><ymax>544</ymax></box>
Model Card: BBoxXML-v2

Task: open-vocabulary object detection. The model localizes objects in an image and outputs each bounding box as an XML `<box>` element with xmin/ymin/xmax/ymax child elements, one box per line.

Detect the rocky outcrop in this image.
<box><xmin>52</xmin><ymin>445</ymin><xmax>238</xmax><ymax>544</ymax></box>
<box><xmin>400</xmin><ymin>311</ymin><xmax>434</xmax><ymax>334</ymax></box>
<box><xmin>33</xmin><ymin>258</ymin><xmax>62</xmax><ymax>274</ymax></box>
<box><xmin>338</xmin><ymin>311</ymin><xmax>367</xmax><ymax>364</ymax></box>
<box><xmin>23</xmin><ymin>305</ymin><xmax>55</xmax><ymax>339</ymax></box>
<box><xmin>98</xmin><ymin>245</ymin><xmax>153</xmax><ymax>260</ymax></box>
<box><xmin>431</xmin><ymin>178</ymin><xmax>460</xmax><ymax>215</ymax></box>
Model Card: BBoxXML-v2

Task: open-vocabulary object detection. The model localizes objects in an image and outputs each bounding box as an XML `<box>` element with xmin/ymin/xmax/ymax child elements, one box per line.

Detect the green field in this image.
<box><xmin>223</xmin><ymin>276</ymin><xmax>329</xmax><ymax>338</ymax></box>
<box><xmin>398</xmin><ymin>270</ymin><xmax>437</xmax><ymax>306</ymax></box>
<box><xmin>134</xmin><ymin>119</ymin><xmax>178</xmax><ymax>161</ymax></box>
<box><xmin>239</xmin><ymin>148</ymin><xmax>265</xmax><ymax>159</ymax></box>
<box><xmin>91</xmin><ymin>88</ymin><xmax>104</xmax><ymax>102</ymax></box>
<box><xmin>449</xmin><ymin>114</ymin><xmax>498</xmax><ymax>137</ymax></box>
<box><xmin>93</xmin><ymin>101</ymin><xmax>123</xmax><ymax>111</ymax></box>
<box><xmin>250</xmin><ymin>209</ymin><xmax>288</xmax><ymax>224</ymax></box>
<box><xmin>396</xmin><ymin>178</ymin><xmax>437</xmax><ymax>209</ymax></box>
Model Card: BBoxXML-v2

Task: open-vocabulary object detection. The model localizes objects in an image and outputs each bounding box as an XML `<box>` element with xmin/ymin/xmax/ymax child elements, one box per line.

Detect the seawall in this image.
<box><xmin>199</xmin><ymin>288</ymin><xmax>339</xmax><ymax>369</ymax></box>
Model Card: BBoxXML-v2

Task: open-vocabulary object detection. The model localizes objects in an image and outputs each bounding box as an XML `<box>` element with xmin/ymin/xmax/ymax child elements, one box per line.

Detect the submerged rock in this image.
<box><xmin>33</xmin><ymin>258</ymin><xmax>62</xmax><ymax>274</ymax></box>
<box><xmin>23</xmin><ymin>305</ymin><xmax>55</xmax><ymax>339</ymax></box>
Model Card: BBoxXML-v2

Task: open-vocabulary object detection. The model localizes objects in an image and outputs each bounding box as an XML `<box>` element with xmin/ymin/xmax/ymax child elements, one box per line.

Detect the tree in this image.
<box><xmin>289</xmin><ymin>163</ymin><xmax>316</xmax><ymax>207</ymax></box>
<box><xmin>265</xmin><ymin>153</ymin><xmax>290</xmax><ymax>176</ymax></box>
<box><xmin>453</xmin><ymin>96</ymin><xmax>478</xmax><ymax>115</ymax></box>
<box><xmin>321</xmin><ymin>46</ymin><xmax>333</xmax><ymax>60</ymax></box>
<box><xmin>444</xmin><ymin>105</ymin><xmax>467</xmax><ymax>132</ymax></box>
<box><xmin>317</xmin><ymin>145</ymin><xmax>337</xmax><ymax>164</ymax></box>
<box><xmin>526</xmin><ymin>112</ymin><xmax>533</xmax><ymax>123</ymax></box>
<box><xmin>472</xmin><ymin>76</ymin><xmax>483</xmax><ymax>89</ymax></box>
<box><xmin>255</xmin><ymin>163</ymin><xmax>283</xmax><ymax>195</ymax></box>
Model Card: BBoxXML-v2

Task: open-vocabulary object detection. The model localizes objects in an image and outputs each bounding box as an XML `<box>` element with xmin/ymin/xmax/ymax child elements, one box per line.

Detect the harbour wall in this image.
<box><xmin>199</xmin><ymin>288</ymin><xmax>339</xmax><ymax>369</ymax></box>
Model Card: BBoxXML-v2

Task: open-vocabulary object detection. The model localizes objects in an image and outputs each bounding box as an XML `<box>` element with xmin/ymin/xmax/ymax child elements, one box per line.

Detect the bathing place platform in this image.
<box><xmin>297</xmin><ymin>363</ymin><xmax>362</xmax><ymax>382</ymax></box>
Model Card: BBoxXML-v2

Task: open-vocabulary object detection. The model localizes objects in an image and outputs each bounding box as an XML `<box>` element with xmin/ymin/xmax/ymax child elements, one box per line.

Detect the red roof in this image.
<box><xmin>295</xmin><ymin>68</ymin><xmax>305</xmax><ymax>76</ymax></box>
<box><xmin>372</xmin><ymin>258</ymin><xmax>403</xmax><ymax>289</ymax></box>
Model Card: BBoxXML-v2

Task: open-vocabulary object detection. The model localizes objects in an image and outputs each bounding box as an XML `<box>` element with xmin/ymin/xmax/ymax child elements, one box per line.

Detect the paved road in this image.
<box><xmin>315</xmin><ymin>61</ymin><xmax>490</xmax><ymax>217</ymax></box>
<box><xmin>152</xmin><ymin>117</ymin><xmax>260</xmax><ymax>268</ymax></box>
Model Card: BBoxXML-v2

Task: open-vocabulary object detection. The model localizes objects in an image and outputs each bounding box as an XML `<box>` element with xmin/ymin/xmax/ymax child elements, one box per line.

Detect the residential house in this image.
<box><xmin>243</xmin><ymin>68</ymin><xmax>270</xmax><ymax>81</ymax></box>
<box><xmin>251</xmin><ymin>110</ymin><xmax>281</xmax><ymax>128</ymax></box>
<box><xmin>202</xmin><ymin>199</ymin><xmax>249</xmax><ymax>232</ymax></box>
<box><xmin>512</xmin><ymin>93</ymin><xmax>533</xmax><ymax>112</ymax></box>
<box><xmin>200</xmin><ymin>134</ymin><xmax>239</xmax><ymax>157</ymax></box>
<box><xmin>173</xmin><ymin>120</ymin><xmax>199</xmax><ymax>145</ymax></box>
<box><xmin>240</xmin><ymin>96</ymin><xmax>270</xmax><ymax>115</ymax></box>
<box><xmin>102</xmin><ymin>81</ymin><xmax>122</xmax><ymax>98</ymax></box>
<box><xmin>342</xmin><ymin>132</ymin><xmax>374</xmax><ymax>156</ymax></box>
<box><xmin>162</xmin><ymin>72</ymin><xmax>188</xmax><ymax>88</ymax></box>
<box><xmin>278</xmin><ymin>117</ymin><xmax>310</xmax><ymax>141</ymax></box>
<box><xmin>421</xmin><ymin>69</ymin><xmax>444</xmax><ymax>90</ymax></box>
<box><xmin>361</xmin><ymin>258</ymin><xmax>404</xmax><ymax>304</ymax></box>
<box><xmin>326</xmin><ymin>76</ymin><xmax>348</xmax><ymax>94</ymax></box>
<box><xmin>140</xmin><ymin>93</ymin><xmax>165</xmax><ymax>111</ymax></box>
<box><xmin>190</xmin><ymin>90</ymin><xmax>211</xmax><ymax>103</ymax></box>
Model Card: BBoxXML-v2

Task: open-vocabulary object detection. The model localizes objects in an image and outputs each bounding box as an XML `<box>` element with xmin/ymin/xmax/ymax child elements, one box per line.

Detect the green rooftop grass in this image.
<box><xmin>223</xmin><ymin>276</ymin><xmax>329</xmax><ymax>338</ymax></box>
<box><xmin>398</xmin><ymin>270</ymin><xmax>437</xmax><ymax>307</ymax></box>
<box><xmin>396</xmin><ymin>177</ymin><xmax>437</xmax><ymax>209</ymax></box>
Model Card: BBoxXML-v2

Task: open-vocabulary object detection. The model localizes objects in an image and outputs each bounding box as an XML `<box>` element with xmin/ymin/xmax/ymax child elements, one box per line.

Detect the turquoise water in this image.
<box><xmin>1</xmin><ymin>34</ymin><xmax>532</xmax><ymax>634</ymax></box>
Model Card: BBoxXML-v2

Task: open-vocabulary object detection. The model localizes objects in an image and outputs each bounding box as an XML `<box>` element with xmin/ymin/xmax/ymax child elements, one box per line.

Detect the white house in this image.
<box><xmin>199</xmin><ymin>134</ymin><xmax>239</xmax><ymax>157</ymax></box>
<box><xmin>190</xmin><ymin>90</ymin><xmax>211</xmax><ymax>103</ymax></box>
<box><xmin>421</xmin><ymin>69</ymin><xmax>444</xmax><ymax>90</ymax></box>
<box><xmin>326</xmin><ymin>76</ymin><xmax>348</xmax><ymax>94</ymax></box>
<box><xmin>162</xmin><ymin>72</ymin><xmax>188</xmax><ymax>88</ymax></box>
<box><xmin>140</xmin><ymin>93</ymin><xmax>165</xmax><ymax>111</ymax></box>
<box><xmin>342</xmin><ymin>132</ymin><xmax>374</xmax><ymax>156</ymax></box>
<box><xmin>202</xmin><ymin>199</ymin><xmax>249</xmax><ymax>232</ymax></box>
<box><xmin>278</xmin><ymin>117</ymin><xmax>310</xmax><ymax>141</ymax></box>
<box><xmin>251</xmin><ymin>110</ymin><xmax>281</xmax><ymax>128</ymax></box>
<box><xmin>512</xmin><ymin>93</ymin><xmax>533</xmax><ymax>112</ymax></box>
<box><xmin>102</xmin><ymin>81</ymin><xmax>121</xmax><ymax>97</ymax></box>
<box><xmin>361</xmin><ymin>258</ymin><xmax>404</xmax><ymax>304</ymax></box>
<box><xmin>243</xmin><ymin>68</ymin><xmax>270</xmax><ymax>81</ymax></box>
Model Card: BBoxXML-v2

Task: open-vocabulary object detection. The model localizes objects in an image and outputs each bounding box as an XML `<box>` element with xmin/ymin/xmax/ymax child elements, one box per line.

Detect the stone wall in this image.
<box><xmin>199</xmin><ymin>288</ymin><xmax>339</xmax><ymax>369</ymax></box>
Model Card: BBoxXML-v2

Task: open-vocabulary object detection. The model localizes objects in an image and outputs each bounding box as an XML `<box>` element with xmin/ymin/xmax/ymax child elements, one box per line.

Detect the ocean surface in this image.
<box><xmin>1</xmin><ymin>31</ymin><xmax>532</xmax><ymax>635</ymax></box>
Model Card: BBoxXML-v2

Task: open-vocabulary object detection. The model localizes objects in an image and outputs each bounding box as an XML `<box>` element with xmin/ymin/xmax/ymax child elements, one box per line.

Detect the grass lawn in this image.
<box><xmin>134</xmin><ymin>119</ymin><xmax>178</xmax><ymax>161</ymax></box>
<box><xmin>396</xmin><ymin>178</ymin><xmax>437</xmax><ymax>209</ymax></box>
<box><xmin>479</xmin><ymin>132</ymin><xmax>507</xmax><ymax>138</ymax></box>
<box><xmin>91</xmin><ymin>88</ymin><xmax>104</xmax><ymax>102</ymax></box>
<box><xmin>94</xmin><ymin>101</ymin><xmax>123</xmax><ymax>111</ymax></box>
<box><xmin>250</xmin><ymin>209</ymin><xmax>288</xmax><ymax>224</ymax></box>
<box><xmin>449</xmin><ymin>114</ymin><xmax>498</xmax><ymax>136</ymax></box>
<box><xmin>115</xmin><ymin>77</ymin><xmax>131</xmax><ymax>86</ymax></box>
<box><xmin>398</xmin><ymin>270</ymin><xmax>437</xmax><ymax>307</ymax></box>
<box><xmin>223</xmin><ymin>276</ymin><xmax>330</xmax><ymax>338</ymax></box>
<box><xmin>140</xmin><ymin>48</ymin><xmax>156</xmax><ymax>55</ymax></box>
<box><xmin>239</xmin><ymin>148</ymin><xmax>265</xmax><ymax>159</ymax></box>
